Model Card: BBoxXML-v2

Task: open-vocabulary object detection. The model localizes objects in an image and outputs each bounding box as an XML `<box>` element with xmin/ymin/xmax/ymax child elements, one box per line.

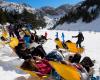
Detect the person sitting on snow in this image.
<box><xmin>21</xmin><ymin>56</ymin><xmax>52</xmax><ymax>76</ymax></box>
<box><xmin>15</xmin><ymin>41</ymin><xmax>32</xmax><ymax>60</ymax></box>
<box><xmin>46</xmin><ymin>50</ymin><xmax>70</xmax><ymax>65</ymax></box>
<box><xmin>71</xmin><ymin>53</ymin><xmax>81</xmax><ymax>64</ymax></box>
<box><xmin>69</xmin><ymin>54</ymin><xmax>94</xmax><ymax>80</ymax></box>
<box><xmin>0</xmin><ymin>36</ymin><xmax>7</xmax><ymax>42</ymax></box>
<box><xmin>29</xmin><ymin>39</ymin><xmax>47</xmax><ymax>58</ymax></box>
<box><xmin>80</xmin><ymin>57</ymin><xmax>94</xmax><ymax>74</ymax></box>
<box><xmin>30</xmin><ymin>33</ymin><xmax>35</xmax><ymax>43</ymax></box>
<box><xmin>32</xmin><ymin>30</ymin><xmax>40</xmax><ymax>43</ymax></box>
<box><xmin>23</xmin><ymin>33</ymin><xmax>31</xmax><ymax>48</ymax></box>
<box><xmin>46</xmin><ymin>50</ymin><xmax>64</xmax><ymax>61</ymax></box>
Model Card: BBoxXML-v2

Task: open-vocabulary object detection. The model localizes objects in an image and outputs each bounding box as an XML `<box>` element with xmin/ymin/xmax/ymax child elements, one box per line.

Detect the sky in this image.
<box><xmin>7</xmin><ymin>0</ymin><xmax>83</xmax><ymax>8</ymax></box>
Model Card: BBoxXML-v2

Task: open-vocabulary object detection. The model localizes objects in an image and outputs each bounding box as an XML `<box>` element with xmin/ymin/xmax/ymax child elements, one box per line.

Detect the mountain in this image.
<box><xmin>0</xmin><ymin>1</ymin><xmax>36</xmax><ymax>13</ymax></box>
<box><xmin>39</xmin><ymin>4</ymin><xmax>73</xmax><ymax>15</ymax></box>
<box><xmin>53</xmin><ymin>0</ymin><xmax>100</xmax><ymax>29</ymax></box>
<box><xmin>55</xmin><ymin>4</ymin><xmax>73</xmax><ymax>15</ymax></box>
<box><xmin>0</xmin><ymin>1</ymin><xmax>73</xmax><ymax>16</ymax></box>
<box><xmin>40</xmin><ymin>6</ymin><xmax>57</xmax><ymax>15</ymax></box>
<box><xmin>0</xmin><ymin>1</ymin><xmax>73</xmax><ymax>29</ymax></box>
<box><xmin>0</xmin><ymin>1</ymin><xmax>46</xmax><ymax>29</ymax></box>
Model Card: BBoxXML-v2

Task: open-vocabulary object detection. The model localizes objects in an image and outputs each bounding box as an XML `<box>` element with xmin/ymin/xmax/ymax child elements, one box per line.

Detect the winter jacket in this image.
<box><xmin>46</xmin><ymin>51</ymin><xmax>64</xmax><ymax>61</ymax></box>
<box><xmin>35</xmin><ymin>59</ymin><xmax>52</xmax><ymax>74</ymax></box>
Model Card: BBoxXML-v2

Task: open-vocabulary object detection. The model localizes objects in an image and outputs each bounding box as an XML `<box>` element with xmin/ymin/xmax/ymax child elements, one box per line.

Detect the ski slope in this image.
<box><xmin>55</xmin><ymin>16</ymin><xmax>100</xmax><ymax>32</ymax></box>
<box><xmin>0</xmin><ymin>30</ymin><xmax>100</xmax><ymax>80</ymax></box>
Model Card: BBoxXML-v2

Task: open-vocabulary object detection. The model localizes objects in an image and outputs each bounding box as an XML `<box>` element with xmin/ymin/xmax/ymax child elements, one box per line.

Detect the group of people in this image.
<box><xmin>55</xmin><ymin>32</ymin><xmax>84</xmax><ymax>48</ymax></box>
<box><xmin>1</xmin><ymin>23</ymin><xmax>48</xmax><ymax>45</ymax></box>
<box><xmin>19</xmin><ymin>49</ymin><xmax>94</xmax><ymax>80</ymax></box>
<box><xmin>0</xmin><ymin>24</ymin><xmax>94</xmax><ymax>80</ymax></box>
<box><xmin>14</xmin><ymin>33</ymin><xmax>93</xmax><ymax>80</ymax></box>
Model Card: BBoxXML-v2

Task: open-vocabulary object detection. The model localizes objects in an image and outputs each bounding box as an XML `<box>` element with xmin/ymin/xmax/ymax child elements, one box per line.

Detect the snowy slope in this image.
<box><xmin>55</xmin><ymin>16</ymin><xmax>100</xmax><ymax>32</ymax></box>
<box><xmin>43</xmin><ymin>16</ymin><xmax>55</xmax><ymax>29</ymax></box>
<box><xmin>0</xmin><ymin>45</ymin><xmax>30</xmax><ymax>80</ymax></box>
<box><xmin>36</xmin><ymin>30</ymin><xmax>100</xmax><ymax>77</ymax></box>
<box><xmin>33</xmin><ymin>30</ymin><xmax>100</xmax><ymax>76</ymax></box>
<box><xmin>44</xmin><ymin>14</ymin><xmax>64</xmax><ymax>29</ymax></box>
<box><xmin>0</xmin><ymin>30</ymin><xmax>100</xmax><ymax>80</ymax></box>
<box><xmin>0</xmin><ymin>1</ymin><xmax>36</xmax><ymax>13</ymax></box>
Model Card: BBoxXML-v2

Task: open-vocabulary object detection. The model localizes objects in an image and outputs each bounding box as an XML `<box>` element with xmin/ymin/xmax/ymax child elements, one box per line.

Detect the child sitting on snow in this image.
<box><xmin>68</xmin><ymin>53</ymin><xmax>94</xmax><ymax>80</ymax></box>
<box><xmin>21</xmin><ymin>56</ymin><xmax>52</xmax><ymax>76</ymax></box>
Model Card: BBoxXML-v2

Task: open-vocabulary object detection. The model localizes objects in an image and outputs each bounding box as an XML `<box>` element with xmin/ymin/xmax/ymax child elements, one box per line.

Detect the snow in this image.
<box><xmin>0</xmin><ymin>45</ymin><xmax>30</xmax><ymax>80</ymax></box>
<box><xmin>37</xmin><ymin>30</ymin><xmax>100</xmax><ymax>77</ymax></box>
<box><xmin>44</xmin><ymin>16</ymin><xmax>55</xmax><ymax>29</ymax></box>
<box><xmin>56</xmin><ymin>16</ymin><xmax>100</xmax><ymax>32</ymax></box>
<box><xmin>0</xmin><ymin>0</ymin><xmax>100</xmax><ymax>79</ymax></box>
<box><xmin>0</xmin><ymin>30</ymin><xmax>100</xmax><ymax>80</ymax></box>
<box><xmin>88</xmin><ymin>5</ymin><xmax>97</xmax><ymax>12</ymax></box>
<box><xmin>0</xmin><ymin>1</ymin><xmax>36</xmax><ymax>14</ymax></box>
<box><xmin>44</xmin><ymin>14</ymin><xmax>64</xmax><ymax>29</ymax></box>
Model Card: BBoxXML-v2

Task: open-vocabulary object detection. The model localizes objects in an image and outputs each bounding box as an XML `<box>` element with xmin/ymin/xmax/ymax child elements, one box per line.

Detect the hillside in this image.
<box><xmin>54</xmin><ymin>0</ymin><xmax>100</xmax><ymax>31</ymax></box>
<box><xmin>0</xmin><ymin>1</ymin><xmax>73</xmax><ymax>29</ymax></box>
<box><xmin>55</xmin><ymin>16</ymin><xmax>100</xmax><ymax>32</ymax></box>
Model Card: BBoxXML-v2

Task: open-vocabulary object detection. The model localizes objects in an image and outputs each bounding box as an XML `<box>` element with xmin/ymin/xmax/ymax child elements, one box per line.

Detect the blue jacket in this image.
<box><xmin>24</xmin><ymin>35</ymin><xmax>30</xmax><ymax>43</ymax></box>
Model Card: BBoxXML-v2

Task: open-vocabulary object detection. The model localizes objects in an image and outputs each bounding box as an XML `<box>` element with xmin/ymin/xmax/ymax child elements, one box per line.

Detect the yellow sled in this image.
<box><xmin>17</xmin><ymin>67</ymin><xmax>41</xmax><ymax>80</ymax></box>
<box><xmin>49</xmin><ymin>61</ymin><xmax>81</xmax><ymax>80</ymax></box>
<box><xmin>9</xmin><ymin>37</ymin><xmax>19</xmax><ymax>48</ymax></box>
<box><xmin>66</xmin><ymin>41</ymin><xmax>84</xmax><ymax>54</ymax></box>
<box><xmin>17</xmin><ymin>66</ymin><xmax>52</xmax><ymax>80</ymax></box>
<box><xmin>55</xmin><ymin>39</ymin><xmax>64</xmax><ymax>49</ymax></box>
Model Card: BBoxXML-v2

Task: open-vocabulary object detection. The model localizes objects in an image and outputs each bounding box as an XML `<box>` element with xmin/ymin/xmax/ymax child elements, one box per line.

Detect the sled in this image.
<box><xmin>2</xmin><ymin>31</ymin><xmax>8</xmax><ymax>39</ymax></box>
<box><xmin>49</xmin><ymin>61</ymin><xmax>81</xmax><ymax>80</ymax></box>
<box><xmin>17</xmin><ymin>66</ymin><xmax>52</xmax><ymax>80</ymax></box>
<box><xmin>66</xmin><ymin>41</ymin><xmax>84</xmax><ymax>54</ymax></box>
<box><xmin>55</xmin><ymin>39</ymin><xmax>64</xmax><ymax>49</ymax></box>
<box><xmin>9</xmin><ymin>37</ymin><xmax>19</xmax><ymax>48</ymax></box>
<box><xmin>17</xmin><ymin>66</ymin><xmax>42</xmax><ymax>80</ymax></box>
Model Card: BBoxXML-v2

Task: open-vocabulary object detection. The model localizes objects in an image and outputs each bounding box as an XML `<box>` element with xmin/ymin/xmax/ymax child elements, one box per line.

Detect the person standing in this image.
<box><xmin>72</xmin><ymin>32</ymin><xmax>84</xmax><ymax>48</ymax></box>
<box><xmin>45</xmin><ymin>31</ymin><xmax>48</xmax><ymax>39</ymax></box>
<box><xmin>14</xmin><ymin>24</ymin><xmax>21</xmax><ymax>39</ymax></box>
<box><xmin>7</xmin><ymin>24</ymin><xmax>15</xmax><ymax>37</ymax></box>
<box><xmin>55</xmin><ymin>32</ymin><xmax>58</xmax><ymax>39</ymax></box>
<box><xmin>61</xmin><ymin>32</ymin><xmax>65</xmax><ymax>43</ymax></box>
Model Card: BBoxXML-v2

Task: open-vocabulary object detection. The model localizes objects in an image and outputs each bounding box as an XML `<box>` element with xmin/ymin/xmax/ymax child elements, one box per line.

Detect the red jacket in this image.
<box><xmin>36</xmin><ymin>59</ymin><xmax>52</xmax><ymax>74</ymax></box>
